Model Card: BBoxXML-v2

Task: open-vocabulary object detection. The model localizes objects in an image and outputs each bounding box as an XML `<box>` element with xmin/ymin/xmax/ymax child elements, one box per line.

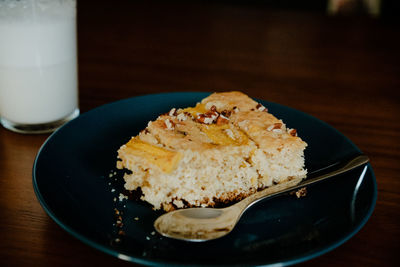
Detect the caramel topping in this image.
<box><xmin>125</xmin><ymin>138</ymin><xmax>182</xmax><ymax>173</ymax></box>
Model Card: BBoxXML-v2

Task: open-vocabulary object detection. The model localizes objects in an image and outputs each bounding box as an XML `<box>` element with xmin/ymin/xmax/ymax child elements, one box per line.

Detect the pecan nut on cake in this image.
<box><xmin>117</xmin><ymin>91</ymin><xmax>307</xmax><ymax>211</ymax></box>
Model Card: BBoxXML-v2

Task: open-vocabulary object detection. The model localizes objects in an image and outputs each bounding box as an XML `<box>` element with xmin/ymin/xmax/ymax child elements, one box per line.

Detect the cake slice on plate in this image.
<box><xmin>117</xmin><ymin>91</ymin><xmax>307</xmax><ymax>211</ymax></box>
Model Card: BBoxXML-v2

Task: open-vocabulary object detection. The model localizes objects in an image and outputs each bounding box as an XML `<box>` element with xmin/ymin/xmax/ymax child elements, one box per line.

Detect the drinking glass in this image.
<box><xmin>0</xmin><ymin>0</ymin><xmax>79</xmax><ymax>134</ymax></box>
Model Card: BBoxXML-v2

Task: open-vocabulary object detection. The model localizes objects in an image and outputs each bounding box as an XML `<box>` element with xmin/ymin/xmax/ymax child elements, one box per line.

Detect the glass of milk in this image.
<box><xmin>0</xmin><ymin>0</ymin><xmax>79</xmax><ymax>134</ymax></box>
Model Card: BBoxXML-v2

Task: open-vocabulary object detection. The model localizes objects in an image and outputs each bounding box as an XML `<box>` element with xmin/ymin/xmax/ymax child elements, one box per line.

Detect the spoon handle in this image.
<box><xmin>234</xmin><ymin>154</ymin><xmax>370</xmax><ymax>212</ymax></box>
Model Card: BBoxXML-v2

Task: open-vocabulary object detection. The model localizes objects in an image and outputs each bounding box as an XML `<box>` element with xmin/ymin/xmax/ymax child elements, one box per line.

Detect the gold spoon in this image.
<box><xmin>154</xmin><ymin>155</ymin><xmax>369</xmax><ymax>242</ymax></box>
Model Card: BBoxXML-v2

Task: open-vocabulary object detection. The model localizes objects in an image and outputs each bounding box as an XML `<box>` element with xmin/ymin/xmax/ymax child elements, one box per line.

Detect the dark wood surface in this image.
<box><xmin>1</xmin><ymin>1</ymin><xmax>399</xmax><ymax>266</ymax></box>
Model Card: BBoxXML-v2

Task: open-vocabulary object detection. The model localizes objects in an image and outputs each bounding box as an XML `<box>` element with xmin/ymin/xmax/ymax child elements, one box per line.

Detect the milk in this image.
<box><xmin>0</xmin><ymin>0</ymin><xmax>78</xmax><ymax>126</ymax></box>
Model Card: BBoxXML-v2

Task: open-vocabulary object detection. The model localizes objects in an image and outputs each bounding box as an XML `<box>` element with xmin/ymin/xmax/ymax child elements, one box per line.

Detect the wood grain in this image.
<box><xmin>1</xmin><ymin>0</ymin><xmax>399</xmax><ymax>266</ymax></box>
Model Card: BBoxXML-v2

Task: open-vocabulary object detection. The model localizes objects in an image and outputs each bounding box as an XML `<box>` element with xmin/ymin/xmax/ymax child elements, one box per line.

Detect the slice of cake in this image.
<box><xmin>117</xmin><ymin>91</ymin><xmax>307</xmax><ymax>211</ymax></box>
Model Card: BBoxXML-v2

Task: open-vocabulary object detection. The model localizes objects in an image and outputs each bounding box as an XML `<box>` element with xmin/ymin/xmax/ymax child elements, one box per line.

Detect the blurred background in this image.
<box><xmin>209</xmin><ymin>0</ymin><xmax>400</xmax><ymax>17</ymax></box>
<box><xmin>77</xmin><ymin>0</ymin><xmax>400</xmax><ymax>118</ymax></box>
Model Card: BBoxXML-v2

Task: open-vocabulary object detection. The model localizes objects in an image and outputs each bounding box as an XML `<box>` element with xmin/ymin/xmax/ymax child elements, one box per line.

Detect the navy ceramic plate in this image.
<box><xmin>33</xmin><ymin>92</ymin><xmax>377</xmax><ymax>266</ymax></box>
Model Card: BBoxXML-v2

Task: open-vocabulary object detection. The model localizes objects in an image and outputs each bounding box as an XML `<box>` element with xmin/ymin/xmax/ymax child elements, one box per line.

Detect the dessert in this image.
<box><xmin>117</xmin><ymin>91</ymin><xmax>307</xmax><ymax>211</ymax></box>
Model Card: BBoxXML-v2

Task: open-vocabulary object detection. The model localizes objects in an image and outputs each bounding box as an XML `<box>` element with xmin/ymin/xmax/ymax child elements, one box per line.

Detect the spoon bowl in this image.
<box><xmin>154</xmin><ymin>155</ymin><xmax>369</xmax><ymax>242</ymax></box>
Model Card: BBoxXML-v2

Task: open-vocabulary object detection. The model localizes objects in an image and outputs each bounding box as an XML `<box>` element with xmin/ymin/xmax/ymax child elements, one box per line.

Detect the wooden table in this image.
<box><xmin>1</xmin><ymin>1</ymin><xmax>399</xmax><ymax>266</ymax></box>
